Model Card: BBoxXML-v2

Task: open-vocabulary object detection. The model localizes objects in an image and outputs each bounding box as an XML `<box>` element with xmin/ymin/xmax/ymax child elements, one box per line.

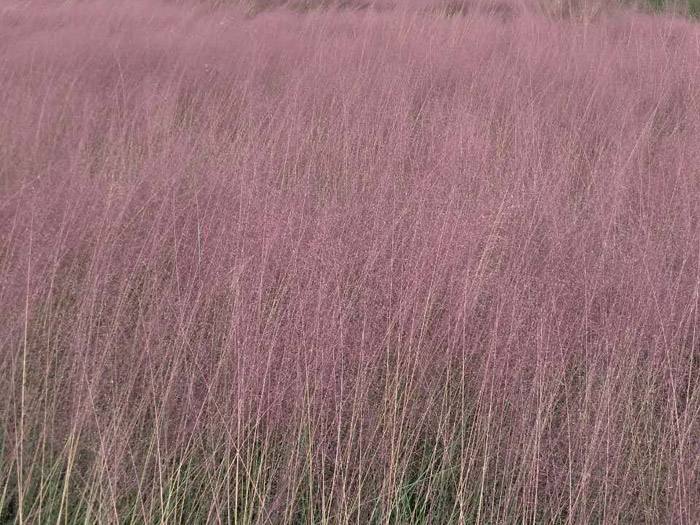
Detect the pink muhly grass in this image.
<box><xmin>0</xmin><ymin>0</ymin><xmax>698</xmax><ymax>523</ymax></box>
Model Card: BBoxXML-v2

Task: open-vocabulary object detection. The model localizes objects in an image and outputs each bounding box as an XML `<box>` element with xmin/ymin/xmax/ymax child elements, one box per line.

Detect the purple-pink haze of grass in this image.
<box><xmin>0</xmin><ymin>0</ymin><xmax>698</xmax><ymax>522</ymax></box>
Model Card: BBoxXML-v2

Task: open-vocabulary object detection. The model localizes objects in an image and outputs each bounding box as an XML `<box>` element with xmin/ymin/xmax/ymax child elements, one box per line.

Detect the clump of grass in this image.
<box><xmin>0</xmin><ymin>0</ymin><xmax>698</xmax><ymax>523</ymax></box>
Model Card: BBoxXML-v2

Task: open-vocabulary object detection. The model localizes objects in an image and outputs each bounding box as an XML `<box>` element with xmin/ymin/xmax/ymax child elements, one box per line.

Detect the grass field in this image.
<box><xmin>0</xmin><ymin>1</ymin><xmax>699</xmax><ymax>523</ymax></box>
